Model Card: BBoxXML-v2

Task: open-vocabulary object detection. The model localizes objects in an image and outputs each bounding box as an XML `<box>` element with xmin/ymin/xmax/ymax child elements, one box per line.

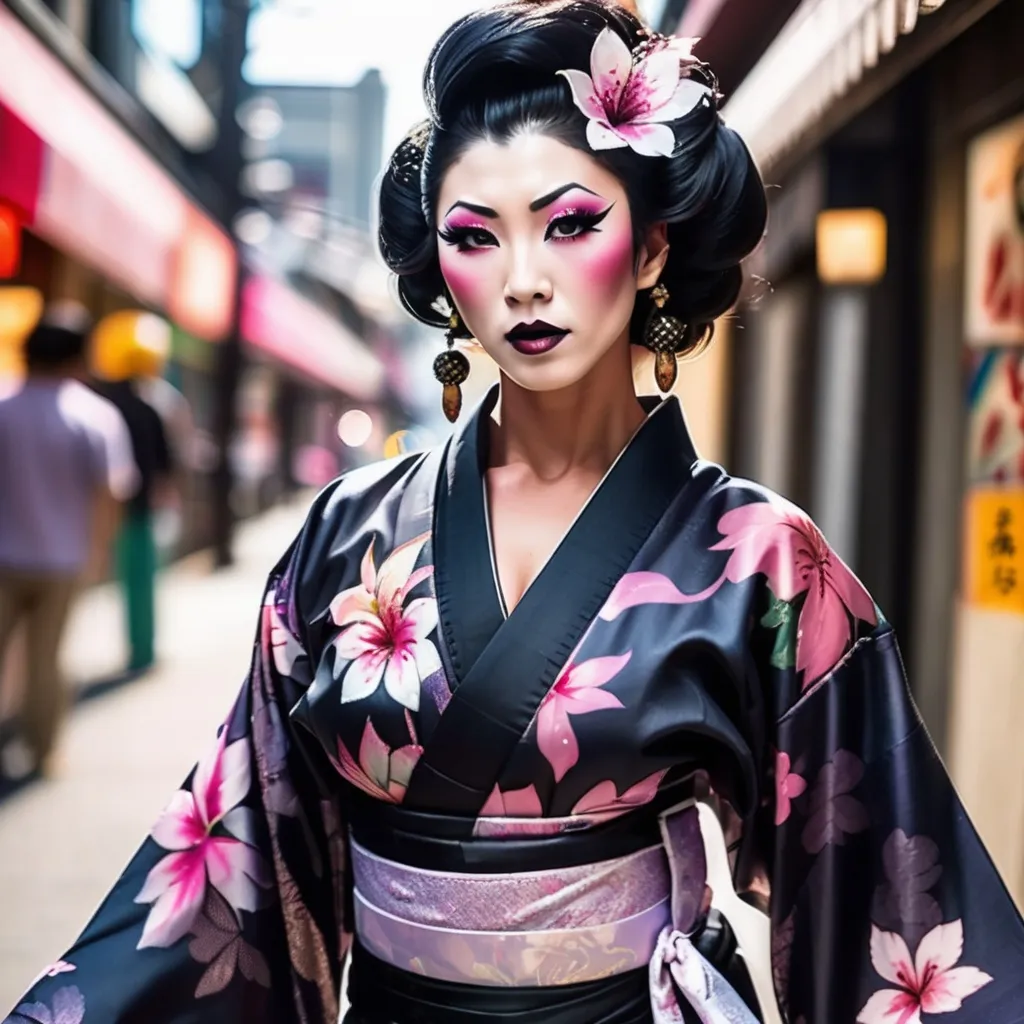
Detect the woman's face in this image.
<box><xmin>435</xmin><ymin>132</ymin><xmax>665</xmax><ymax>393</ymax></box>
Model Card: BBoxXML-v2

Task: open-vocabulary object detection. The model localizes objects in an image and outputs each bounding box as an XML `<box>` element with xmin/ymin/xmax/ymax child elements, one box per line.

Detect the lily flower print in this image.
<box><xmin>857</xmin><ymin>921</ymin><xmax>992</xmax><ymax>1024</ymax></box>
<box><xmin>601</xmin><ymin>496</ymin><xmax>877</xmax><ymax>686</ymax></box>
<box><xmin>135</xmin><ymin>730</ymin><xmax>271</xmax><ymax>949</ymax></box>
<box><xmin>330</xmin><ymin>534</ymin><xmax>440</xmax><ymax>712</ymax></box>
<box><xmin>537</xmin><ymin>653</ymin><xmax>630</xmax><ymax>783</ymax></box>
<box><xmin>331</xmin><ymin>717</ymin><xmax>423</xmax><ymax>804</ymax></box>
<box><xmin>557</xmin><ymin>26</ymin><xmax>709</xmax><ymax>157</ymax></box>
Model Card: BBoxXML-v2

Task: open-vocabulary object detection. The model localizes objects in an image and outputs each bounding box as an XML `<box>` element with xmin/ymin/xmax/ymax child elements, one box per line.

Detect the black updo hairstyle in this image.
<box><xmin>377</xmin><ymin>0</ymin><xmax>767</xmax><ymax>354</ymax></box>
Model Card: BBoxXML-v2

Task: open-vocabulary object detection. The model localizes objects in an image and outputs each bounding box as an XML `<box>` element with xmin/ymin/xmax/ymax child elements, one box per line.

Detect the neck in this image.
<box><xmin>487</xmin><ymin>335</ymin><xmax>647</xmax><ymax>480</ymax></box>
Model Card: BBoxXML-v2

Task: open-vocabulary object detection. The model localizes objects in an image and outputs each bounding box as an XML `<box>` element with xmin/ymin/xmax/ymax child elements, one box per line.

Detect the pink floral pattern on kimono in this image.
<box><xmin>601</xmin><ymin>496</ymin><xmax>877</xmax><ymax>686</ymax></box>
<box><xmin>330</xmin><ymin>534</ymin><xmax>439</xmax><ymax>712</ymax></box>
<box><xmin>135</xmin><ymin>729</ymin><xmax>271</xmax><ymax>949</ymax></box>
<box><xmin>480</xmin><ymin>783</ymin><xmax>543</xmax><ymax>817</ymax></box>
<box><xmin>572</xmin><ymin>769</ymin><xmax>668</xmax><ymax>815</ymax></box>
<box><xmin>330</xmin><ymin>717</ymin><xmax>423</xmax><ymax>804</ymax></box>
<box><xmin>536</xmin><ymin>653</ymin><xmax>630</xmax><ymax>783</ymax></box>
<box><xmin>775</xmin><ymin>751</ymin><xmax>807</xmax><ymax>826</ymax></box>
<box><xmin>857</xmin><ymin>921</ymin><xmax>992</xmax><ymax>1023</ymax></box>
<box><xmin>10</xmin><ymin>986</ymin><xmax>85</xmax><ymax>1024</ymax></box>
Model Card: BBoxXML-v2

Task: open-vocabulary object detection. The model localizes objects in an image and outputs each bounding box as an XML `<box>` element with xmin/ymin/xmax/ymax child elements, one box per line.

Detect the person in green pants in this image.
<box><xmin>96</xmin><ymin>377</ymin><xmax>174</xmax><ymax>672</ymax></box>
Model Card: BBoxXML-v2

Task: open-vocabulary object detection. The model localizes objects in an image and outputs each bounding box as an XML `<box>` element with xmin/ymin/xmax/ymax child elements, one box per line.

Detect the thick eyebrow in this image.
<box><xmin>444</xmin><ymin>200</ymin><xmax>498</xmax><ymax>219</ymax></box>
<box><xmin>529</xmin><ymin>182</ymin><xmax>601</xmax><ymax>212</ymax></box>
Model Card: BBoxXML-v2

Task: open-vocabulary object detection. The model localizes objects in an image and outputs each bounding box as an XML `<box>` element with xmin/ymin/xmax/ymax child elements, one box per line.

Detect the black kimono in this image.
<box><xmin>7</xmin><ymin>389</ymin><xmax>1024</xmax><ymax>1024</ymax></box>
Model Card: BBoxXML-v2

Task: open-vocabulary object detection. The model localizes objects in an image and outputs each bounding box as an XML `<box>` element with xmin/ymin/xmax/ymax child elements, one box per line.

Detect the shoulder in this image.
<box><xmin>689</xmin><ymin>467</ymin><xmax>882</xmax><ymax>685</ymax></box>
<box><xmin>57</xmin><ymin>382</ymin><xmax>129</xmax><ymax>440</ymax></box>
<box><xmin>280</xmin><ymin>448</ymin><xmax>439</xmax><ymax>647</ymax></box>
<box><xmin>289</xmin><ymin>449</ymin><xmax>437</xmax><ymax>569</ymax></box>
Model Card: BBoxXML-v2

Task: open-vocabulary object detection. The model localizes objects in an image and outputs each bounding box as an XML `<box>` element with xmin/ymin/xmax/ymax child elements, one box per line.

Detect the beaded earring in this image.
<box><xmin>643</xmin><ymin>282</ymin><xmax>688</xmax><ymax>393</ymax></box>
<box><xmin>433</xmin><ymin>310</ymin><xmax>470</xmax><ymax>423</ymax></box>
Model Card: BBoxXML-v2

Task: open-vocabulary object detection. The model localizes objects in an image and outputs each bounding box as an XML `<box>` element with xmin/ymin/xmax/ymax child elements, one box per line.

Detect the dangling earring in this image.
<box><xmin>643</xmin><ymin>282</ymin><xmax>688</xmax><ymax>393</ymax></box>
<box><xmin>433</xmin><ymin>310</ymin><xmax>470</xmax><ymax>422</ymax></box>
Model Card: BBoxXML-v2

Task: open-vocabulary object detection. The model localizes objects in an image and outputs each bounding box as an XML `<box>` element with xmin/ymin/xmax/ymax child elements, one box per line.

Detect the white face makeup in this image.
<box><xmin>435</xmin><ymin>132</ymin><xmax>664</xmax><ymax>394</ymax></box>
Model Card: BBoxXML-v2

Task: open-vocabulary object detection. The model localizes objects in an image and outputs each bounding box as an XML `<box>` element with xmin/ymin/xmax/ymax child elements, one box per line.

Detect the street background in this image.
<box><xmin>0</xmin><ymin>500</ymin><xmax>306</xmax><ymax>1008</ymax></box>
<box><xmin>1</xmin><ymin>0</ymin><xmax>1023</xmax><ymax>1012</ymax></box>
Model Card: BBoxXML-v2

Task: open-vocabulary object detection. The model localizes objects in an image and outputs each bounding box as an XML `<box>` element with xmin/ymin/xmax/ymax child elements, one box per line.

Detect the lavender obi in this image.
<box><xmin>350</xmin><ymin>803</ymin><xmax>709</xmax><ymax>989</ymax></box>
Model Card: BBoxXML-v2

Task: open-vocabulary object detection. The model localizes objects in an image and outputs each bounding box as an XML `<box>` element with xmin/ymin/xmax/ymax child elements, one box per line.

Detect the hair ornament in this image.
<box><xmin>391</xmin><ymin>121</ymin><xmax>431</xmax><ymax>187</ymax></box>
<box><xmin>556</xmin><ymin>27</ymin><xmax>710</xmax><ymax>158</ymax></box>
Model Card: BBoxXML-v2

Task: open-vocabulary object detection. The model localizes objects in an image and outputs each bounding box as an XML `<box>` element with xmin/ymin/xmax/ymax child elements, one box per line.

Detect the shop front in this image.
<box><xmin>718</xmin><ymin>0</ymin><xmax>1024</xmax><ymax>899</ymax></box>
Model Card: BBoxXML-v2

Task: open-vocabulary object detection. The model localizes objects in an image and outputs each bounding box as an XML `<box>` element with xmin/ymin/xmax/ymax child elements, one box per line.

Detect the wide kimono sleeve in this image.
<box><xmin>3</xmin><ymin>506</ymin><xmax>350</xmax><ymax>1024</ymax></box>
<box><xmin>753</xmin><ymin>540</ymin><xmax>1024</xmax><ymax>1021</ymax></box>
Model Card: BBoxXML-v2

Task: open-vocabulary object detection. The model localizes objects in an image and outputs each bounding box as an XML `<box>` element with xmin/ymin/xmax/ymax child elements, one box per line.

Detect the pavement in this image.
<box><xmin>0</xmin><ymin>497</ymin><xmax>312</xmax><ymax>1010</ymax></box>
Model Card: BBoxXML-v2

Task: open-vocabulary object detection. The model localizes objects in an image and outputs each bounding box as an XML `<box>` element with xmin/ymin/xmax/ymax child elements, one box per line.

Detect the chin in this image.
<box><xmin>495</xmin><ymin>360</ymin><xmax>596</xmax><ymax>394</ymax></box>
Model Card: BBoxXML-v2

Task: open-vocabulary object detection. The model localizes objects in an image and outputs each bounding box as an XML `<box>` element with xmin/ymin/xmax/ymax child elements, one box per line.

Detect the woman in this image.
<box><xmin>7</xmin><ymin>2</ymin><xmax>1024</xmax><ymax>1023</ymax></box>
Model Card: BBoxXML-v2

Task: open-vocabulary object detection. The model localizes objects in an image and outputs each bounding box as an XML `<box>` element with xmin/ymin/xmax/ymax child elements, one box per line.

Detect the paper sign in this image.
<box><xmin>966</xmin><ymin>488</ymin><xmax>1024</xmax><ymax>612</ymax></box>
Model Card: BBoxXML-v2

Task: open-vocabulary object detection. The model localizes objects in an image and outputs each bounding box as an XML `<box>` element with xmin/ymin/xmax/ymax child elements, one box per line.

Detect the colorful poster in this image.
<box><xmin>964</xmin><ymin>488</ymin><xmax>1024</xmax><ymax>613</ymax></box>
<box><xmin>966</xmin><ymin>347</ymin><xmax>1024</xmax><ymax>484</ymax></box>
<box><xmin>965</xmin><ymin>113</ymin><xmax>1024</xmax><ymax>346</ymax></box>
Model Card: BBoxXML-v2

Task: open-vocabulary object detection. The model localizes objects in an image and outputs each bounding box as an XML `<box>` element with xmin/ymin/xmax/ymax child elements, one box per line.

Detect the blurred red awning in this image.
<box><xmin>240</xmin><ymin>274</ymin><xmax>385</xmax><ymax>400</ymax></box>
<box><xmin>0</xmin><ymin>6</ymin><xmax>235</xmax><ymax>338</ymax></box>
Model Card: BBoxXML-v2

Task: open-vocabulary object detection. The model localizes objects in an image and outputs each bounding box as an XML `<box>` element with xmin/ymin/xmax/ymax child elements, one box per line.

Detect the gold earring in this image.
<box><xmin>643</xmin><ymin>282</ymin><xmax>688</xmax><ymax>393</ymax></box>
<box><xmin>433</xmin><ymin>310</ymin><xmax>470</xmax><ymax>422</ymax></box>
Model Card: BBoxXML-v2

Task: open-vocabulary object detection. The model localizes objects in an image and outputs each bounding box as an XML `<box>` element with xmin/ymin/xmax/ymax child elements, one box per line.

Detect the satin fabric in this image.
<box><xmin>6</xmin><ymin>390</ymin><xmax>1024</xmax><ymax>1024</ymax></box>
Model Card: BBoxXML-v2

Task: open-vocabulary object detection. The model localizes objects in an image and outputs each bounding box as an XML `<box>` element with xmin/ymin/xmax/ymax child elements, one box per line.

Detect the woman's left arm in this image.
<box><xmin>763</xmin><ymin>616</ymin><xmax>1024</xmax><ymax>1022</ymax></box>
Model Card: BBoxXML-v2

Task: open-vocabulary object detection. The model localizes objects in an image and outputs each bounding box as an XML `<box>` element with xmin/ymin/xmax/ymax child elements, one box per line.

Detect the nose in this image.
<box><xmin>503</xmin><ymin>245</ymin><xmax>552</xmax><ymax>306</ymax></box>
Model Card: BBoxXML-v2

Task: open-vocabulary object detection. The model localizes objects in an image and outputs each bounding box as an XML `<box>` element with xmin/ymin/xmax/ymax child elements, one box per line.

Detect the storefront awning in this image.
<box><xmin>0</xmin><ymin>6</ymin><xmax>235</xmax><ymax>340</ymax></box>
<box><xmin>722</xmin><ymin>0</ymin><xmax>948</xmax><ymax>170</ymax></box>
<box><xmin>240</xmin><ymin>274</ymin><xmax>385</xmax><ymax>400</ymax></box>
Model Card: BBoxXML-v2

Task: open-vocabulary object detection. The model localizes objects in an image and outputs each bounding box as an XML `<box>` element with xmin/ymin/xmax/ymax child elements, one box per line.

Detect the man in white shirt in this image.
<box><xmin>0</xmin><ymin>304</ymin><xmax>139</xmax><ymax>777</ymax></box>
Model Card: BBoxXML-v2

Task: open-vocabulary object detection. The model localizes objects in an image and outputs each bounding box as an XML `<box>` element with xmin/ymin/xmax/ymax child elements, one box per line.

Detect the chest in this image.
<box><xmin>484</xmin><ymin>467</ymin><xmax>602</xmax><ymax>612</ymax></box>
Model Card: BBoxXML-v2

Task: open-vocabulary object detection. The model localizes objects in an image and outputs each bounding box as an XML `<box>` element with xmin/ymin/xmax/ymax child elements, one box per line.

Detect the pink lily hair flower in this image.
<box><xmin>331</xmin><ymin>717</ymin><xmax>423</xmax><ymax>804</ymax></box>
<box><xmin>600</xmin><ymin>495</ymin><xmax>877</xmax><ymax>687</ymax></box>
<box><xmin>857</xmin><ymin>921</ymin><xmax>992</xmax><ymax>1024</ymax></box>
<box><xmin>557</xmin><ymin>27</ymin><xmax>709</xmax><ymax>157</ymax></box>
<box><xmin>537</xmin><ymin>652</ymin><xmax>630</xmax><ymax>783</ymax></box>
<box><xmin>330</xmin><ymin>534</ymin><xmax>440</xmax><ymax>712</ymax></box>
<box><xmin>135</xmin><ymin>729</ymin><xmax>271</xmax><ymax>949</ymax></box>
<box><xmin>774</xmin><ymin>750</ymin><xmax>807</xmax><ymax>825</ymax></box>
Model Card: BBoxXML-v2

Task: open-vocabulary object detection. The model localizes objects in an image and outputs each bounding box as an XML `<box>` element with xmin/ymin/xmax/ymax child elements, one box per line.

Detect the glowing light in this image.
<box><xmin>169</xmin><ymin>209</ymin><xmax>237</xmax><ymax>341</ymax></box>
<box><xmin>338</xmin><ymin>409</ymin><xmax>373</xmax><ymax>448</ymax></box>
<box><xmin>0</xmin><ymin>203</ymin><xmax>21</xmax><ymax>278</ymax></box>
<box><xmin>234</xmin><ymin>209</ymin><xmax>273</xmax><ymax>246</ymax></box>
<box><xmin>816</xmin><ymin>209</ymin><xmax>888</xmax><ymax>286</ymax></box>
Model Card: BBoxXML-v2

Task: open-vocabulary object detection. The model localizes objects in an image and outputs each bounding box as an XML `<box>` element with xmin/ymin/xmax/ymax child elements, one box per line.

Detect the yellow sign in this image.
<box><xmin>966</xmin><ymin>488</ymin><xmax>1024</xmax><ymax>612</ymax></box>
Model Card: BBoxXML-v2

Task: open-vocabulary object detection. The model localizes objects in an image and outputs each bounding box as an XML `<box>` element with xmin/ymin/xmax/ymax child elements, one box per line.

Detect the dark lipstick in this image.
<box><xmin>505</xmin><ymin>320</ymin><xmax>569</xmax><ymax>355</ymax></box>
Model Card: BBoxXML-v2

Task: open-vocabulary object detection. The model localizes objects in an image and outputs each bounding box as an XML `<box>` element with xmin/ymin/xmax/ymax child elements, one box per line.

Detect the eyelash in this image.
<box><xmin>438</xmin><ymin>206</ymin><xmax>612</xmax><ymax>252</ymax></box>
<box><xmin>545</xmin><ymin>207</ymin><xmax>611</xmax><ymax>242</ymax></box>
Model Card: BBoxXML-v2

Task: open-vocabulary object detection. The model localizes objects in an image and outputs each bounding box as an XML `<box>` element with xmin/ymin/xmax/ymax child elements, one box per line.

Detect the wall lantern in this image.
<box><xmin>0</xmin><ymin>202</ymin><xmax>22</xmax><ymax>279</ymax></box>
<box><xmin>816</xmin><ymin>208</ymin><xmax>888</xmax><ymax>285</ymax></box>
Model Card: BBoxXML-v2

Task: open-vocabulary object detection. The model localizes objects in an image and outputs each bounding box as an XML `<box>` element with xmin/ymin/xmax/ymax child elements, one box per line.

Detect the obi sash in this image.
<box><xmin>349</xmin><ymin>801</ymin><xmax>762</xmax><ymax>1024</ymax></box>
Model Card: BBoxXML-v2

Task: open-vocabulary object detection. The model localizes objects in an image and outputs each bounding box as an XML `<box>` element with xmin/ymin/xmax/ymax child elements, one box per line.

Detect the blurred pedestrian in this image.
<box><xmin>0</xmin><ymin>303</ymin><xmax>138</xmax><ymax>779</ymax></box>
<box><xmin>93</xmin><ymin>374</ymin><xmax>176</xmax><ymax>673</ymax></box>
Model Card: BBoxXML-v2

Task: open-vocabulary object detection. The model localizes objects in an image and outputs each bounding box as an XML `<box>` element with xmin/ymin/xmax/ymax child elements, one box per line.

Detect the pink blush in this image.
<box><xmin>575</xmin><ymin>224</ymin><xmax>634</xmax><ymax>289</ymax></box>
<box><xmin>439</xmin><ymin>249</ymin><xmax>484</xmax><ymax>305</ymax></box>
